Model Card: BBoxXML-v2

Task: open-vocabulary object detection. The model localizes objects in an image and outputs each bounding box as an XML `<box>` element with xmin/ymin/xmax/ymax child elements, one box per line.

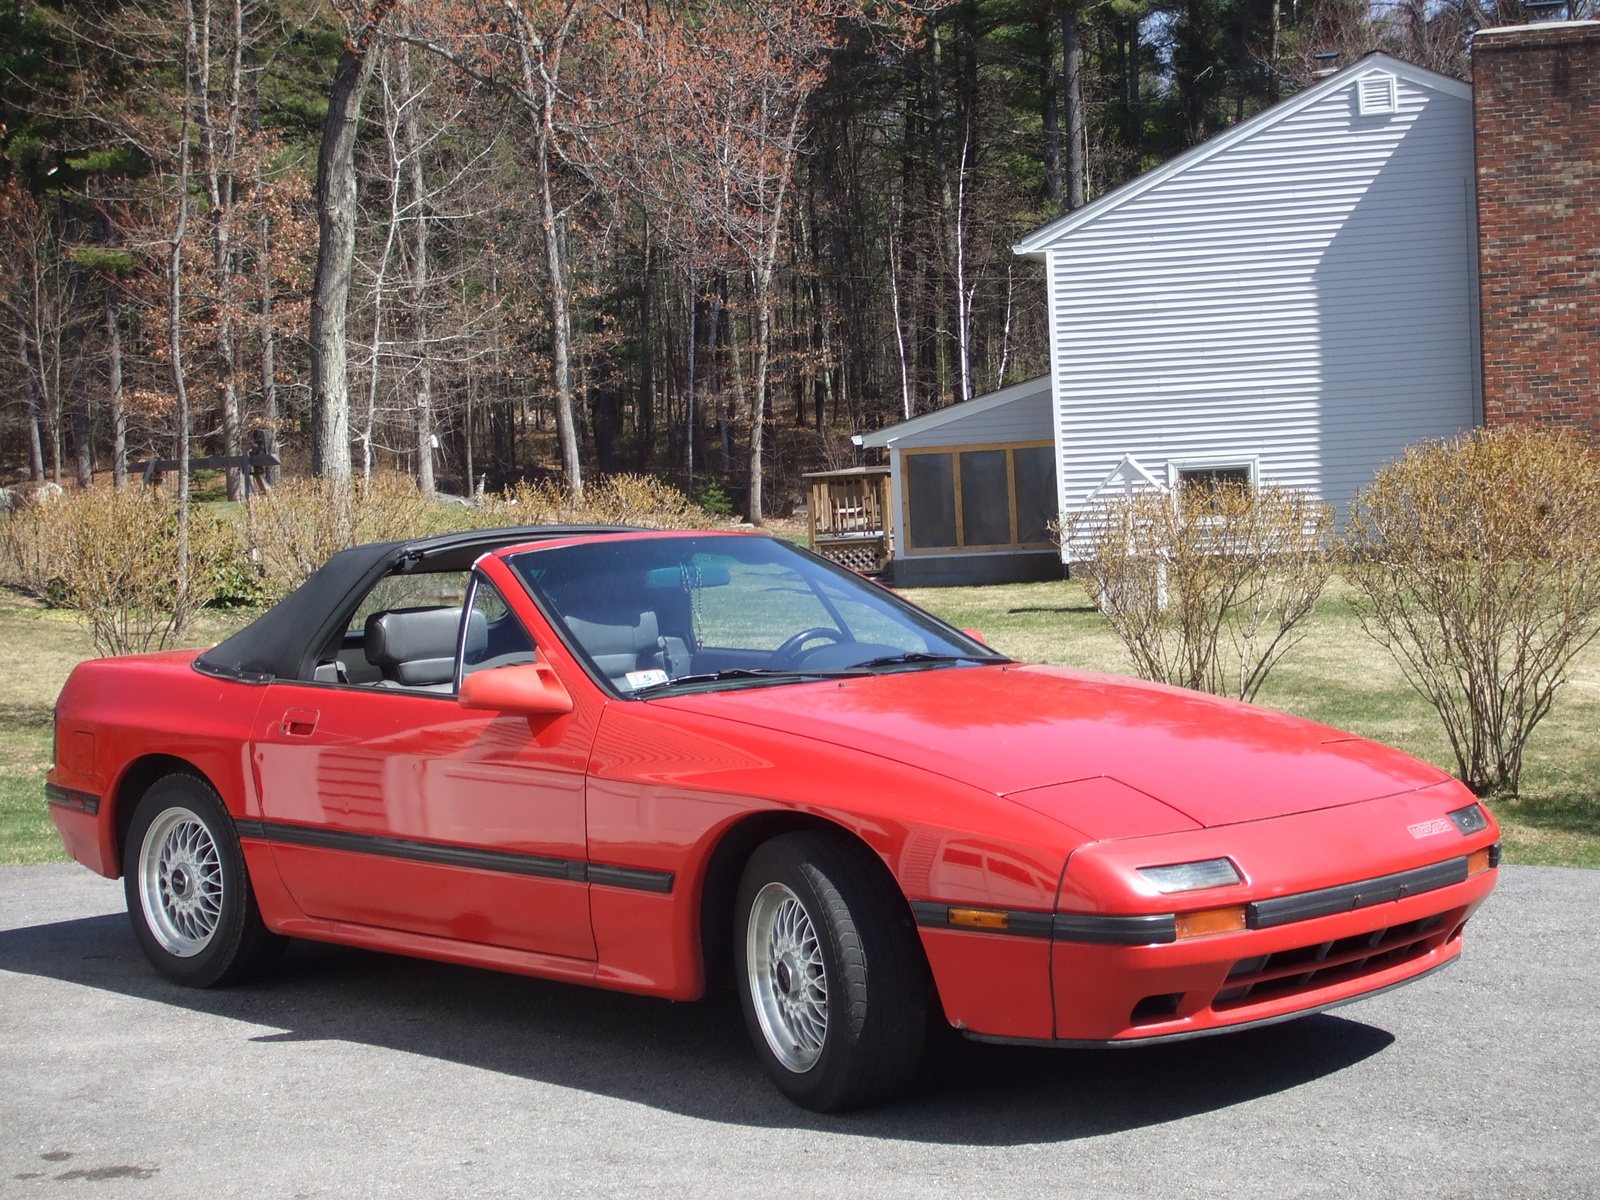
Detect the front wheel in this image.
<box><xmin>123</xmin><ymin>773</ymin><xmax>286</xmax><ymax>988</ymax></box>
<box><xmin>734</xmin><ymin>831</ymin><xmax>929</xmax><ymax>1112</ymax></box>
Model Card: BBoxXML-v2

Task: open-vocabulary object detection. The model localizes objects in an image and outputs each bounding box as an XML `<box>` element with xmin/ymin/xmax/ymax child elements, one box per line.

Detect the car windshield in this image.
<box><xmin>507</xmin><ymin>535</ymin><xmax>1005</xmax><ymax>697</ymax></box>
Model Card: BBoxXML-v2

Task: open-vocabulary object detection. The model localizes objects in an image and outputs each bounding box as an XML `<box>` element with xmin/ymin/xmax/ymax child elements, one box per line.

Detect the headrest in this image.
<box><xmin>564</xmin><ymin>609</ymin><xmax>660</xmax><ymax>656</ymax></box>
<box><xmin>365</xmin><ymin>606</ymin><xmax>465</xmax><ymax>668</ymax></box>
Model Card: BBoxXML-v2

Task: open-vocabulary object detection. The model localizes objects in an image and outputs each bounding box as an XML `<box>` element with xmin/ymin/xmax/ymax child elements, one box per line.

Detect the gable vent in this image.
<box><xmin>1357</xmin><ymin>73</ymin><xmax>1398</xmax><ymax>116</ymax></box>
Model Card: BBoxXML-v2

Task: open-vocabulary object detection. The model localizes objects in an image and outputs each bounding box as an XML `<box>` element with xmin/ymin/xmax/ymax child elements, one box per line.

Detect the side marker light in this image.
<box><xmin>1174</xmin><ymin>905</ymin><xmax>1248</xmax><ymax>940</ymax></box>
<box><xmin>1466</xmin><ymin>847</ymin><xmax>1496</xmax><ymax>877</ymax></box>
<box><xmin>948</xmin><ymin>907</ymin><xmax>1010</xmax><ymax>931</ymax></box>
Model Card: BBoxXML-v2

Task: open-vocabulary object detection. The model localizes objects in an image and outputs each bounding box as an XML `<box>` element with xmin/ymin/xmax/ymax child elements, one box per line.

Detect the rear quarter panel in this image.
<box><xmin>48</xmin><ymin>651</ymin><xmax>268</xmax><ymax>877</ymax></box>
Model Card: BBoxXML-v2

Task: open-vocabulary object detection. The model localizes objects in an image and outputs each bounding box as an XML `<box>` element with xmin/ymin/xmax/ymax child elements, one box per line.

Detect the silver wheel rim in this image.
<box><xmin>137</xmin><ymin>807</ymin><xmax>224</xmax><ymax>958</ymax></box>
<box><xmin>747</xmin><ymin>882</ymin><xmax>828</xmax><ymax>1073</ymax></box>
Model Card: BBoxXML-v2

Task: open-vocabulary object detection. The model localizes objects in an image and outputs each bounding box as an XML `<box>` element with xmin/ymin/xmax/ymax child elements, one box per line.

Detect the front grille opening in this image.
<box><xmin>1130</xmin><ymin>992</ymin><xmax>1184</xmax><ymax>1025</ymax></box>
<box><xmin>1213</xmin><ymin>912</ymin><xmax>1455</xmax><ymax>1011</ymax></box>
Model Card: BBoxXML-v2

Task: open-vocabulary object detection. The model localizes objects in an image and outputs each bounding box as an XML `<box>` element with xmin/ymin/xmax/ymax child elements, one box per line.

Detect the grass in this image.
<box><xmin>2</xmin><ymin>576</ymin><xmax>1595</xmax><ymax>869</ymax></box>
<box><xmin>0</xmin><ymin>591</ymin><xmax>252</xmax><ymax>864</ymax></box>
<box><xmin>902</xmin><ymin>577</ymin><xmax>1600</xmax><ymax>870</ymax></box>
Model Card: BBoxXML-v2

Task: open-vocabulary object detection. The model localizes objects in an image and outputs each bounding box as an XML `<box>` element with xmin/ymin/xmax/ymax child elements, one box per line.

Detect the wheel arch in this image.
<box><xmin>110</xmin><ymin>753</ymin><xmax>212</xmax><ymax>876</ymax></box>
<box><xmin>695</xmin><ymin>811</ymin><xmax>930</xmax><ymax>997</ymax></box>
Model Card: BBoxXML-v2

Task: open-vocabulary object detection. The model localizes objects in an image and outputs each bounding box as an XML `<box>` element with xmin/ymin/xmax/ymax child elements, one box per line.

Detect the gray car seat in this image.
<box><xmin>365</xmin><ymin>606</ymin><xmax>485</xmax><ymax>689</ymax></box>
<box><xmin>564</xmin><ymin>609</ymin><xmax>669</xmax><ymax>688</ymax></box>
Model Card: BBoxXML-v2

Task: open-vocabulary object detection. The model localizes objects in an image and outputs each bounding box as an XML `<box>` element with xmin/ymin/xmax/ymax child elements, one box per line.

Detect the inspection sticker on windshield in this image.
<box><xmin>625</xmin><ymin>669</ymin><xmax>670</xmax><ymax>691</ymax></box>
<box><xmin>1407</xmin><ymin>818</ymin><xmax>1453</xmax><ymax>839</ymax></box>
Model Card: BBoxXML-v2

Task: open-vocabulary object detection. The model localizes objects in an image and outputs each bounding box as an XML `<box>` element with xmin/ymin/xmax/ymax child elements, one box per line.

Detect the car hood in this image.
<box><xmin>659</xmin><ymin>664</ymin><xmax>1451</xmax><ymax>831</ymax></box>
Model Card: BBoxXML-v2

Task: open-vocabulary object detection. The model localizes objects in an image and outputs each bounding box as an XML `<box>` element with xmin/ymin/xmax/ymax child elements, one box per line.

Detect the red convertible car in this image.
<box><xmin>47</xmin><ymin>526</ymin><xmax>1499</xmax><ymax>1111</ymax></box>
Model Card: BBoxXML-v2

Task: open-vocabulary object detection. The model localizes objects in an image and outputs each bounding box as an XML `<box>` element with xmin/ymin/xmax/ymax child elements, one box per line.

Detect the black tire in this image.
<box><xmin>734</xmin><ymin>830</ymin><xmax>929</xmax><ymax>1112</ymax></box>
<box><xmin>122</xmin><ymin>773</ymin><xmax>286</xmax><ymax>988</ymax></box>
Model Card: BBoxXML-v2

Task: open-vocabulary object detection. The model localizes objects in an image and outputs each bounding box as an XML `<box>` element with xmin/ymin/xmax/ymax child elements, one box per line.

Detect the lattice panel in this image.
<box><xmin>818</xmin><ymin>539</ymin><xmax>887</xmax><ymax>575</ymax></box>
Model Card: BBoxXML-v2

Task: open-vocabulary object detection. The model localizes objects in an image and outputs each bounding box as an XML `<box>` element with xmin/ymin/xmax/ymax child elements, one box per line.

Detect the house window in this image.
<box><xmin>1174</xmin><ymin>462</ymin><xmax>1256</xmax><ymax>514</ymax></box>
<box><xmin>902</xmin><ymin>442</ymin><xmax>1057</xmax><ymax>553</ymax></box>
<box><xmin>1176</xmin><ymin>465</ymin><xmax>1253</xmax><ymax>490</ymax></box>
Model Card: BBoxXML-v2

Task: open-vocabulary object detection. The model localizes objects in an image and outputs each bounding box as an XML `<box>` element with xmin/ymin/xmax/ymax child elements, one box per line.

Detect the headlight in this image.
<box><xmin>1137</xmin><ymin>858</ymin><xmax>1242</xmax><ymax>894</ymax></box>
<box><xmin>1447</xmin><ymin>803</ymin><xmax>1489</xmax><ymax>835</ymax></box>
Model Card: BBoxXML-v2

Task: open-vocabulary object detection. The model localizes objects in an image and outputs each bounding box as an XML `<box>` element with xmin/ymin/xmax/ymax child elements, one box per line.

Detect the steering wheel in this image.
<box><xmin>769</xmin><ymin>626</ymin><xmax>847</xmax><ymax>668</ymax></box>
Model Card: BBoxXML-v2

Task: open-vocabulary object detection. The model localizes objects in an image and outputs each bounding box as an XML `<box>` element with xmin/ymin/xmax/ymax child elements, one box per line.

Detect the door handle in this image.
<box><xmin>281</xmin><ymin>708</ymin><xmax>320</xmax><ymax>737</ymax></box>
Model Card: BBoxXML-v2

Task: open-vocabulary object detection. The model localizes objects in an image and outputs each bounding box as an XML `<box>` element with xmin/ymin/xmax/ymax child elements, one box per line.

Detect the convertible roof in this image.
<box><xmin>193</xmin><ymin>525</ymin><xmax>641</xmax><ymax>684</ymax></box>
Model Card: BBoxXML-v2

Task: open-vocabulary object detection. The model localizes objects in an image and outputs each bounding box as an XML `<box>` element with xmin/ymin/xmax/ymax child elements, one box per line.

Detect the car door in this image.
<box><xmin>250</xmin><ymin>568</ymin><xmax>597</xmax><ymax>962</ymax></box>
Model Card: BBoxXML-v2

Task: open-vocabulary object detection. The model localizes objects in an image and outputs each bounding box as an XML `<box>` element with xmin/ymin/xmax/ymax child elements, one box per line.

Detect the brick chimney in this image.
<box><xmin>1473</xmin><ymin>21</ymin><xmax>1600</xmax><ymax>432</ymax></box>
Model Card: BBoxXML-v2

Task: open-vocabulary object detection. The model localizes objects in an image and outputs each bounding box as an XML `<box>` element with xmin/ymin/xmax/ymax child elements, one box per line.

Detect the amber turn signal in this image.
<box><xmin>947</xmin><ymin>906</ymin><xmax>1010</xmax><ymax>931</ymax></box>
<box><xmin>1466</xmin><ymin>847</ymin><xmax>1494</xmax><ymax>877</ymax></box>
<box><xmin>1174</xmin><ymin>905</ymin><xmax>1248</xmax><ymax>940</ymax></box>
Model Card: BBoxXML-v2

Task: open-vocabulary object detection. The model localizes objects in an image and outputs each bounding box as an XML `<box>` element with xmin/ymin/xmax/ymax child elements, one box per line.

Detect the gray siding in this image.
<box><xmin>889</xmin><ymin>384</ymin><xmax>1054</xmax><ymax>449</ymax></box>
<box><xmin>1039</xmin><ymin>64</ymin><xmax>1479</xmax><ymax>539</ymax></box>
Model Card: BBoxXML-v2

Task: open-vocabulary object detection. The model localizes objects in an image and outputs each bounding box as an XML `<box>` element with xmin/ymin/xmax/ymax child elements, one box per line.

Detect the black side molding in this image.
<box><xmin>913</xmin><ymin>851</ymin><xmax>1490</xmax><ymax>947</ymax></box>
<box><xmin>45</xmin><ymin>784</ymin><xmax>100</xmax><ymax>816</ymax></box>
<box><xmin>1247</xmin><ymin>856</ymin><xmax>1469</xmax><ymax>930</ymax></box>
<box><xmin>910</xmin><ymin>900</ymin><xmax>1176</xmax><ymax>945</ymax></box>
<box><xmin>234</xmin><ymin>819</ymin><xmax>674</xmax><ymax>894</ymax></box>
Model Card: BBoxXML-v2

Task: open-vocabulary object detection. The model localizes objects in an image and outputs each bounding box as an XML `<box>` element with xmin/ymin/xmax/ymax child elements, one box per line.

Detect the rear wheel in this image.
<box><xmin>734</xmin><ymin>831</ymin><xmax>928</xmax><ymax>1112</ymax></box>
<box><xmin>123</xmin><ymin>774</ymin><xmax>285</xmax><ymax>988</ymax></box>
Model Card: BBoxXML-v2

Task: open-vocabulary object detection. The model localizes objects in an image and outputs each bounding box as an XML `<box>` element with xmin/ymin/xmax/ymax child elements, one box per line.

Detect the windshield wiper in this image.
<box><xmin>631</xmin><ymin>667</ymin><xmax>860</xmax><ymax>697</ymax></box>
<box><xmin>850</xmin><ymin>652</ymin><xmax>1010</xmax><ymax>670</ymax></box>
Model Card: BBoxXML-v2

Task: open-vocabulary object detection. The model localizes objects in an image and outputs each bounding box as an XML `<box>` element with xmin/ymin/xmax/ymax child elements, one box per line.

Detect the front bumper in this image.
<box><xmin>913</xmin><ymin>784</ymin><xmax>1502</xmax><ymax>1044</ymax></box>
<box><xmin>1041</xmin><ymin>867</ymin><xmax>1494</xmax><ymax>1044</ymax></box>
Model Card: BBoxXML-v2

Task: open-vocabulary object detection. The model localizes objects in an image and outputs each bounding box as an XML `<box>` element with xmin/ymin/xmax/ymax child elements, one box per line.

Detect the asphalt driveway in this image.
<box><xmin>1</xmin><ymin>863</ymin><xmax>1596</xmax><ymax>1199</ymax></box>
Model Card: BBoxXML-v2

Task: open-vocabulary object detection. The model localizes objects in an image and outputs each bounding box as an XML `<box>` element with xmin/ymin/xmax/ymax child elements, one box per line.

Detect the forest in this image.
<box><xmin>0</xmin><ymin>0</ymin><xmax>1536</xmax><ymax>521</ymax></box>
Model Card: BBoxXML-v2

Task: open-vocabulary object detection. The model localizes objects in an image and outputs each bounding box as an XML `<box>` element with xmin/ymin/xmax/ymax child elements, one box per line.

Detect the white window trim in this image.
<box><xmin>1165</xmin><ymin>457</ymin><xmax>1261</xmax><ymax>489</ymax></box>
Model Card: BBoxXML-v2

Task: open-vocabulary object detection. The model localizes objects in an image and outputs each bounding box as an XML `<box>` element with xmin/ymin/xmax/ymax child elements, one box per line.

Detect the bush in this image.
<box><xmin>1344</xmin><ymin>427</ymin><xmax>1600</xmax><ymax>796</ymax></box>
<box><xmin>691</xmin><ymin>475</ymin><xmax>735</xmax><ymax>518</ymax></box>
<box><xmin>252</xmin><ymin>473</ymin><xmax>472</xmax><ymax>602</ymax></box>
<box><xmin>1064</xmin><ymin>483</ymin><xmax>1334</xmax><ymax>701</ymax></box>
<box><xmin>1</xmin><ymin>472</ymin><xmax>719</xmax><ymax>633</ymax></box>
<box><xmin>0</xmin><ymin>486</ymin><xmax>236</xmax><ymax>656</ymax></box>
<box><xmin>483</xmin><ymin>474</ymin><xmax>709</xmax><ymax>530</ymax></box>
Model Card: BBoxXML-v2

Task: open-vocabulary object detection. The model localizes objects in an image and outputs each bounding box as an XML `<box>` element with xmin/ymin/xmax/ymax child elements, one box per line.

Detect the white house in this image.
<box><xmin>1013</xmin><ymin>53</ymin><xmax>1481</xmax><ymax>554</ymax></box>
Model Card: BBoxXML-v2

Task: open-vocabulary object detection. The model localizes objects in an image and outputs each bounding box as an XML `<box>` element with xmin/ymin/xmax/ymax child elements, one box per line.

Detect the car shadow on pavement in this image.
<box><xmin>1</xmin><ymin>912</ymin><xmax>1396</xmax><ymax>1145</ymax></box>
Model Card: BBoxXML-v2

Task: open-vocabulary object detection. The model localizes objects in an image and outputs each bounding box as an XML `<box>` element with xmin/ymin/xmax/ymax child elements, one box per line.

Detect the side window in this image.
<box><xmin>314</xmin><ymin>569</ymin><xmax>469</xmax><ymax>688</ymax></box>
<box><xmin>460</xmin><ymin>575</ymin><xmax>537</xmax><ymax>681</ymax></box>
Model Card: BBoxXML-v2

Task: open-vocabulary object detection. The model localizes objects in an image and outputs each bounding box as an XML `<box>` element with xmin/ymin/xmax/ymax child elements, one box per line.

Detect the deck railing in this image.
<box><xmin>805</xmin><ymin>468</ymin><xmax>893</xmax><ymax>574</ymax></box>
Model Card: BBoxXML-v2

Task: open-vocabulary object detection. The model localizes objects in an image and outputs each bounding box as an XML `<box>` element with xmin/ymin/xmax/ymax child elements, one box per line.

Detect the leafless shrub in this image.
<box><xmin>253</xmin><ymin>473</ymin><xmax>470</xmax><ymax>601</ymax></box>
<box><xmin>0</xmin><ymin>486</ymin><xmax>235</xmax><ymax>656</ymax></box>
<box><xmin>253</xmin><ymin>473</ymin><xmax>710</xmax><ymax>602</ymax></box>
<box><xmin>483</xmin><ymin>474</ymin><xmax>708</xmax><ymax>530</ymax></box>
<box><xmin>1344</xmin><ymin>428</ymin><xmax>1600</xmax><ymax>797</ymax></box>
<box><xmin>1064</xmin><ymin>483</ymin><xmax>1335</xmax><ymax>701</ymax></box>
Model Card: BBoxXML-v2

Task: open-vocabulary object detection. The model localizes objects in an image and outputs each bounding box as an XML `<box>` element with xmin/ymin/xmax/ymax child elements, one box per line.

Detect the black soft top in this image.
<box><xmin>193</xmin><ymin>525</ymin><xmax>641</xmax><ymax>684</ymax></box>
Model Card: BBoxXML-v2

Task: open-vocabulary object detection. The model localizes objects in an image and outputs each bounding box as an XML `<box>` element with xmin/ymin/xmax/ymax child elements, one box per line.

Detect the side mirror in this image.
<box><xmin>962</xmin><ymin>628</ymin><xmax>987</xmax><ymax>644</ymax></box>
<box><xmin>458</xmin><ymin>662</ymin><xmax>573</xmax><ymax>716</ymax></box>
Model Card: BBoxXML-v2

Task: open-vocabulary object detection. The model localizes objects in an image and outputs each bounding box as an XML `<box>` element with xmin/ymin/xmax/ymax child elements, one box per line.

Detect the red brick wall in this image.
<box><xmin>1473</xmin><ymin>21</ymin><xmax>1600</xmax><ymax>431</ymax></box>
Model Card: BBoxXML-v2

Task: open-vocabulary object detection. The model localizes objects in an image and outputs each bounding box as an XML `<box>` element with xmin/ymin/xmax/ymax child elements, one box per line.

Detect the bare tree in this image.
<box><xmin>310</xmin><ymin>0</ymin><xmax>399</xmax><ymax>486</ymax></box>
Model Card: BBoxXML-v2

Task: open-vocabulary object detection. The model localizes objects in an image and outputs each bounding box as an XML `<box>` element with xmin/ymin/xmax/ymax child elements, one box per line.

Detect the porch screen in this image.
<box><xmin>1012</xmin><ymin>447</ymin><xmax>1057</xmax><ymax>544</ymax></box>
<box><xmin>905</xmin><ymin>452</ymin><xmax>958</xmax><ymax>549</ymax></box>
<box><xmin>902</xmin><ymin>441</ymin><xmax>1057</xmax><ymax>553</ymax></box>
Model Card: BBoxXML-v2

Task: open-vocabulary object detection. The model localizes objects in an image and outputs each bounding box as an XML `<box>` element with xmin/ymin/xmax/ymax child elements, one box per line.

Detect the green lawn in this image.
<box><xmin>3</xmin><ymin>578</ymin><xmax>1596</xmax><ymax>868</ymax></box>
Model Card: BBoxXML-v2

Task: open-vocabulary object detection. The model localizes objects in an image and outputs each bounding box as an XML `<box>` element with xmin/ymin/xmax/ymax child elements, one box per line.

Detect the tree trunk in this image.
<box><xmin>309</xmin><ymin>46</ymin><xmax>377</xmax><ymax>487</ymax></box>
<box><xmin>400</xmin><ymin>43</ymin><xmax>436</xmax><ymax>500</ymax></box>
<box><xmin>106</xmin><ymin>290</ymin><xmax>126</xmax><ymax>487</ymax></box>
<box><xmin>1062</xmin><ymin>2</ymin><xmax>1086</xmax><ymax>210</ymax></box>
<box><xmin>174</xmin><ymin>8</ymin><xmax>197</xmax><ymax>630</ymax></box>
<box><xmin>531</xmin><ymin>81</ymin><xmax>582</xmax><ymax>499</ymax></box>
<box><xmin>1040</xmin><ymin>20</ymin><xmax>1061</xmax><ymax>206</ymax></box>
<box><xmin>18</xmin><ymin>325</ymin><xmax>46</xmax><ymax>482</ymax></box>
